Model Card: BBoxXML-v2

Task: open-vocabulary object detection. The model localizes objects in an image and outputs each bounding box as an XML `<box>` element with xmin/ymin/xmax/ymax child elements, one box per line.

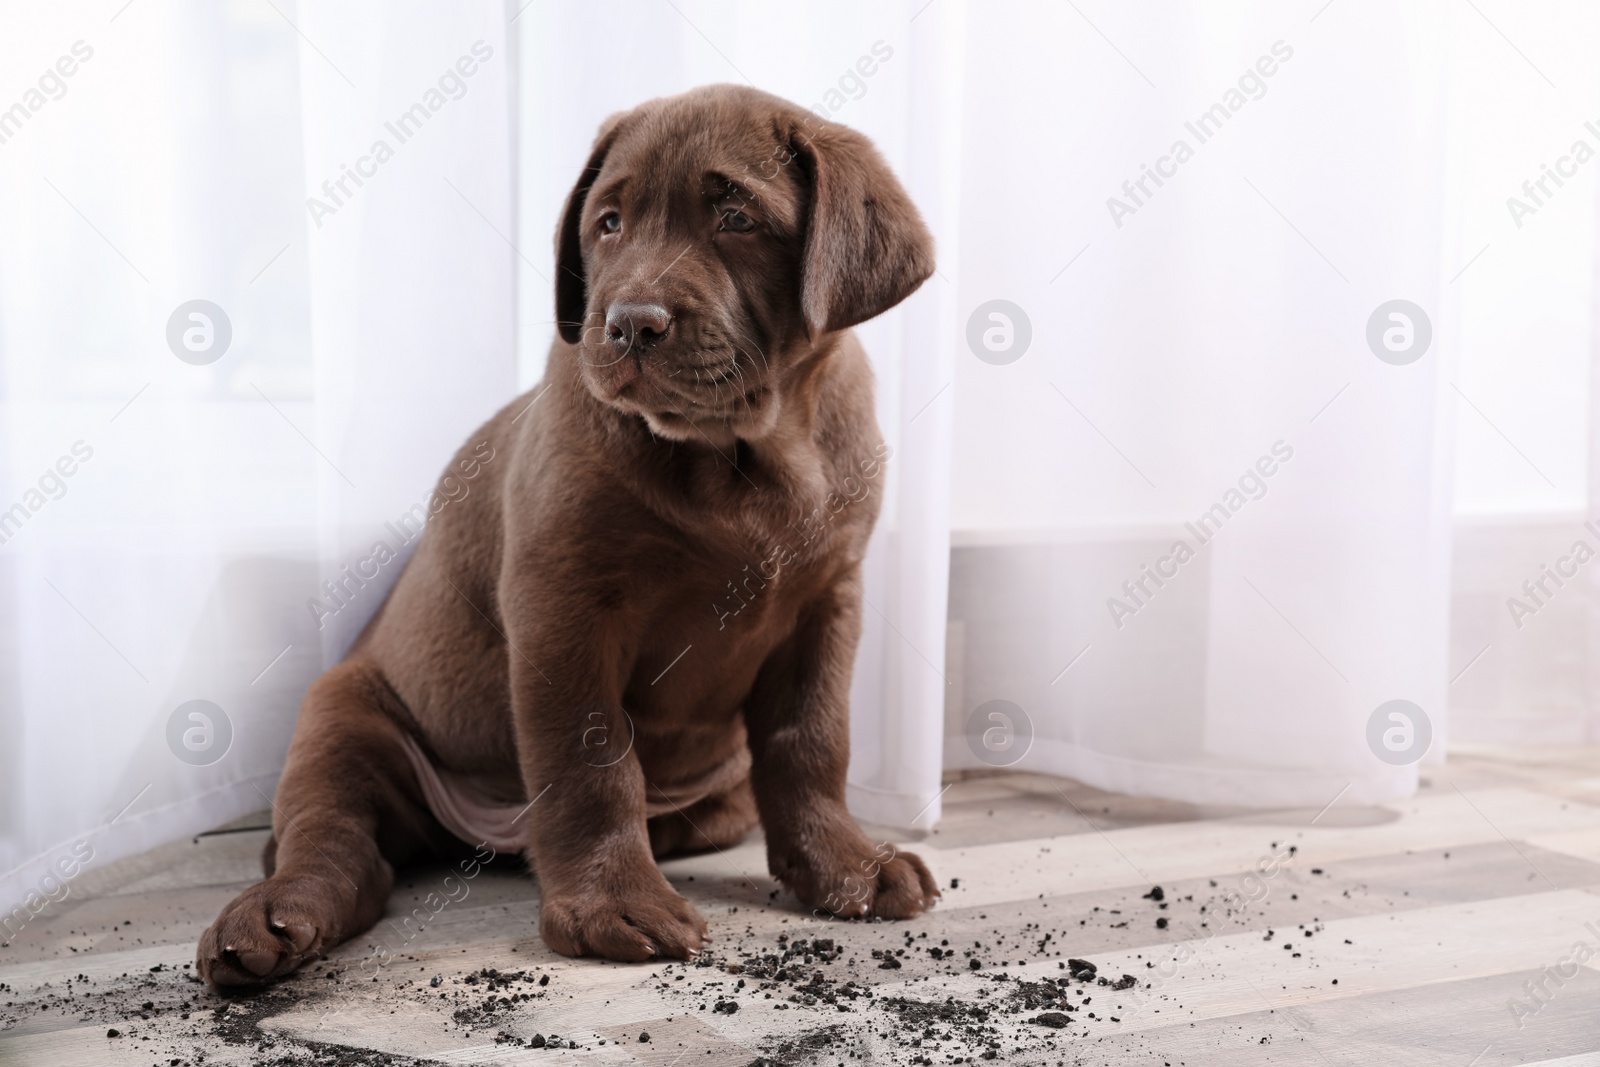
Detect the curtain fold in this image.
<box><xmin>295</xmin><ymin>0</ymin><xmax>515</xmax><ymax>665</ymax></box>
<box><xmin>842</xmin><ymin>0</ymin><xmax>964</xmax><ymax>831</ymax></box>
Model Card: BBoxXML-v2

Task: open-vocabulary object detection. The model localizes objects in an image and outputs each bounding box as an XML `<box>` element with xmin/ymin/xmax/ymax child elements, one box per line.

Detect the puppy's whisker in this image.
<box><xmin>727</xmin><ymin>352</ymin><xmax>759</xmax><ymax>417</ymax></box>
<box><xmin>745</xmin><ymin>340</ymin><xmax>770</xmax><ymax>373</ymax></box>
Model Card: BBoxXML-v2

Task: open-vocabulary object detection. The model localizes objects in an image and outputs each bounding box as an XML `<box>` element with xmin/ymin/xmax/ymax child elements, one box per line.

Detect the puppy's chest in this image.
<box><xmin>635</xmin><ymin>533</ymin><xmax>820</xmax><ymax>716</ymax></box>
<box><xmin>642</xmin><ymin>450</ymin><xmax>878</xmax><ymax>648</ymax></box>
<box><xmin>703</xmin><ymin>510</ymin><xmax>853</xmax><ymax>625</ymax></box>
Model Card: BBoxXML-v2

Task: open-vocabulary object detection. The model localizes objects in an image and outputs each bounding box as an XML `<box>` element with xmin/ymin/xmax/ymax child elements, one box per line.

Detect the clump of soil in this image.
<box><xmin>446</xmin><ymin>967</ymin><xmax>550</xmax><ymax>1029</ymax></box>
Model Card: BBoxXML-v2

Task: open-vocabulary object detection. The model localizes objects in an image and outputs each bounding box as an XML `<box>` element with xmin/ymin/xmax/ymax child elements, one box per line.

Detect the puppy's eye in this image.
<box><xmin>719</xmin><ymin>209</ymin><xmax>756</xmax><ymax>233</ymax></box>
<box><xmin>599</xmin><ymin>211</ymin><xmax>621</xmax><ymax>235</ymax></box>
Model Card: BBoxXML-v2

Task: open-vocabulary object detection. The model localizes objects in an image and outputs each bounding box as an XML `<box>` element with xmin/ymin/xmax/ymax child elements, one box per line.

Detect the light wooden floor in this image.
<box><xmin>6</xmin><ymin>747</ymin><xmax>1600</xmax><ymax>1065</ymax></box>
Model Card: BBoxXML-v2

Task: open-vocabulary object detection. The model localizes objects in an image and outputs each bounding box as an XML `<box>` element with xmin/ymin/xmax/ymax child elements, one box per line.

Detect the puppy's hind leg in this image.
<box><xmin>647</xmin><ymin>777</ymin><xmax>759</xmax><ymax>859</ymax></box>
<box><xmin>197</xmin><ymin>659</ymin><xmax>447</xmax><ymax>988</ymax></box>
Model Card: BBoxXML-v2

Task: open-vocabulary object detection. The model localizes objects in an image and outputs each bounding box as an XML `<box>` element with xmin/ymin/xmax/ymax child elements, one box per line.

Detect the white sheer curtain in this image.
<box><xmin>943</xmin><ymin>2</ymin><xmax>1459</xmax><ymax>807</ymax></box>
<box><xmin>1441</xmin><ymin>3</ymin><xmax>1600</xmax><ymax>746</ymax></box>
<box><xmin>0</xmin><ymin>0</ymin><xmax>511</xmax><ymax>921</ymax></box>
<box><xmin>295</xmin><ymin>0</ymin><xmax>514</xmax><ymax>665</ymax></box>
<box><xmin>940</xmin><ymin>1</ymin><xmax>1600</xmax><ymax>801</ymax></box>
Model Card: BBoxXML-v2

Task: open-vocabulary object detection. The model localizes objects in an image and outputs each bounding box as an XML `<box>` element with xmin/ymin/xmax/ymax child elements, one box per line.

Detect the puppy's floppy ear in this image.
<box><xmin>555</xmin><ymin>112</ymin><xmax>629</xmax><ymax>344</ymax></box>
<box><xmin>790</xmin><ymin>118</ymin><xmax>935</xmax><ymax>338</ymax></box>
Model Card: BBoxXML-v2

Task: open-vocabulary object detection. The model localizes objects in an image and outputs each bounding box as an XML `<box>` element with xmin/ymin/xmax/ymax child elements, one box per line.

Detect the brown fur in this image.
<box><xmin>197</xmin><ymin>84</ymin><xmax>937</xmax><ymax>987</ymax></box>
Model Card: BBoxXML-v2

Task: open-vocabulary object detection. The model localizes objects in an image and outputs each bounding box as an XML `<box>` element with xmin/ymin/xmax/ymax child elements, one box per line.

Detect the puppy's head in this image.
<box><xmin>555</xmin><ymin>84</ymin><xmax>933</xmax><ymax>443</ymax></box>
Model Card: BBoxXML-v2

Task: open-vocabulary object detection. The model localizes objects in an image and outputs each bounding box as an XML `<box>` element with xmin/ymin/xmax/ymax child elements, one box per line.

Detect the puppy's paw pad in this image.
<box><xmin>197</xmin><ymin>878</ymin><xmax>331</xmax><ymax>988</ymax></box>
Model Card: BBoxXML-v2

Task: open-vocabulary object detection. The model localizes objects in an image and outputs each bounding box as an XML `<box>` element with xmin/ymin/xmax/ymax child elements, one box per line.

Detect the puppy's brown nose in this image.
<box><xmin>605</xmin><ymin>302</ymin><xmax>672</xmax><ymax>350</ymax></box>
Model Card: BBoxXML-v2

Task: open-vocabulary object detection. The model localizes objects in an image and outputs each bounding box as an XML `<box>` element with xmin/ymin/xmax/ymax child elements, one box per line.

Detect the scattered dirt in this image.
<box><xmin>2</xmin><ymin>849</ymin><xmax>1328</xmax><ymax>1063</ymax></box>
<box><xmin>623</xmin><ymin>926</ymin><xmax>1166</xmax><ymax>1064</ymax></box>
<box><xmin>0</xmin><ymin>959</ymin><xmax>448</xmax><ymax>1065</ymax></box>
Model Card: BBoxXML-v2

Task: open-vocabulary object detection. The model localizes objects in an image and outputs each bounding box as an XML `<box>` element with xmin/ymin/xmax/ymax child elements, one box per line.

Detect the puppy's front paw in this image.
<box><xmin>197</xmin><ymin>876</ymin><xmax>332</xmax><ymax>988</ymax></box>
<box><xmin>781</xmin><ymin>839</ymin><xmax>940</xmax><ymax>920</ymax></box>
<box><xmin>540</xmin><ymin>877</ymin><xmax>708</xmax><ymax>962</ymax></box>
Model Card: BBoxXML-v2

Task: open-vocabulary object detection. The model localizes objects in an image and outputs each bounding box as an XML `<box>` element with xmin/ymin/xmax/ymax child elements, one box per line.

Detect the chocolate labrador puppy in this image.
<box><xmin>197</xmin><ymin>83</ymin><xmax>937</xmax><ymax>987</ymax></box>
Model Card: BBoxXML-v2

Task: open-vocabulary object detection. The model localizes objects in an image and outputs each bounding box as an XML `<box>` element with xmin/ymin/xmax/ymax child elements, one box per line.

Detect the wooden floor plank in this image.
<box><xmin>1067</xmin><ymin>966</ymin><xmax>1600</xmax><ymax>1066</ymax></box>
